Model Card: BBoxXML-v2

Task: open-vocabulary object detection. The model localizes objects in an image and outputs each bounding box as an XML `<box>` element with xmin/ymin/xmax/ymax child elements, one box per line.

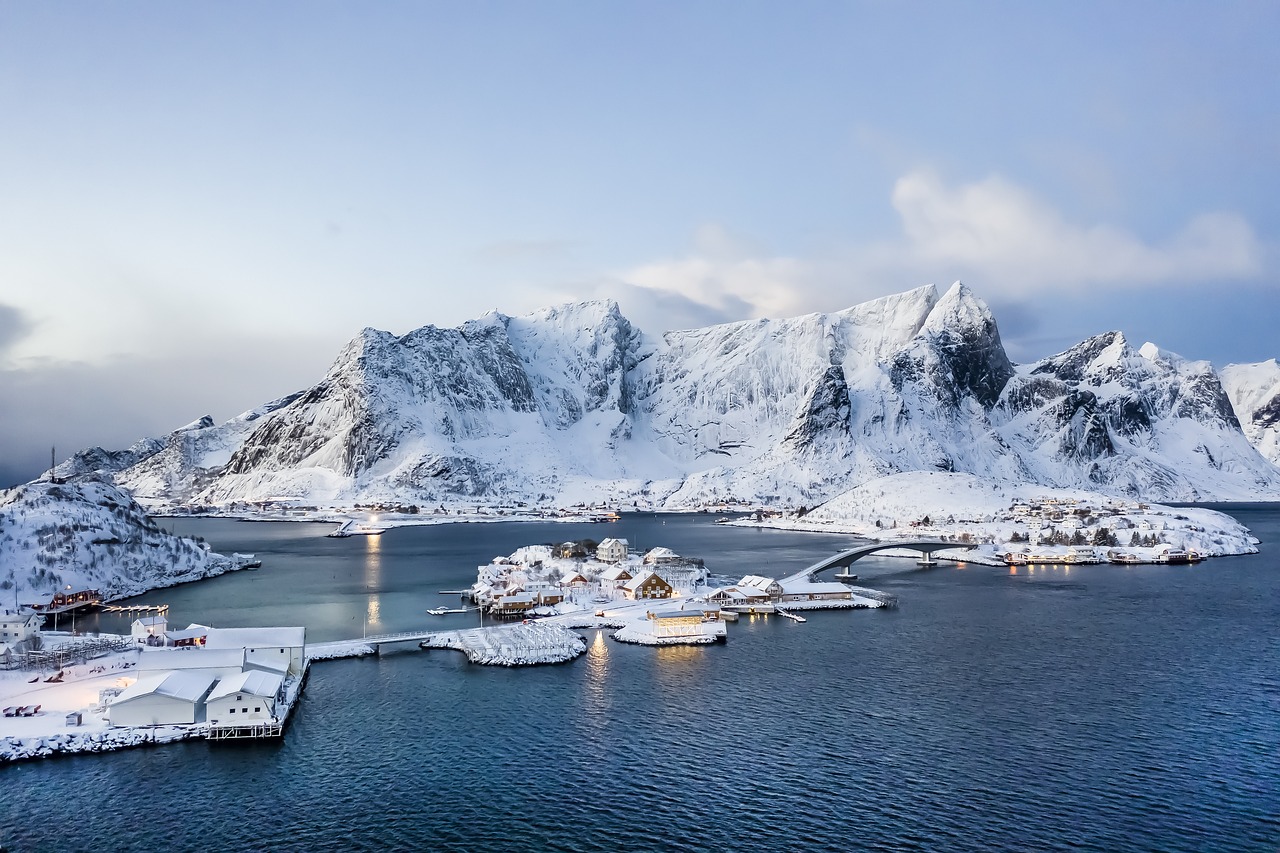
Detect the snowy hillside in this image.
<box><xmin>61</xmin><ymin>284</ymin><xmax>1280</xmax><ymax>509</ymax></box>
<box><xmin>1221</xmin><ymin>359</ymin><xmax>1280</xmax><ymax>467</ymax></box>
<box><xmin>0</xmin><ymin>479</ymin><xmax>238</xmax><ymax>605</ymax></box>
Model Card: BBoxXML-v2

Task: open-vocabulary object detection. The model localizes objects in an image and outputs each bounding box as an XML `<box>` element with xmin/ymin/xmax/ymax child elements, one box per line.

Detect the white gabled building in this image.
<box><xmin>203</xmin><ymin>627</ymin><xmax>306</xmax><ymax>676</ymax></box>
<box><xmin>600</xmin><ymin>566</ymin><xmax>633</xmax><ymax>589</ymax></box>
<box><xmin>597</xmin><ymin>538</ymin><xmax>629</xmax><ymax>563</ymax></box>
<box><xmin>108</xmin><ymin>671</ymin><xmax>217</xmax><ymax>727</ymax></box>
<box><xmin>206</xmin><ymin>671</ymin><xmax>285</xmax><ymax>728</ymax></box>
<box><xmin>0</xmin><ymin>609</ymin><xmax>41</xmax><ymax>656</ymax></box>
<box><xmin>131</xmin><ymin>614</ymin><xmax>168</xmax><ymax>644</ymax></box>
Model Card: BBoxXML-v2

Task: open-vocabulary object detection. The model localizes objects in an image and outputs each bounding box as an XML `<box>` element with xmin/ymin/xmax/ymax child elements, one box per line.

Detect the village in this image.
<box><xmin>462</xmin><ymin>536</ymin><xmax>891</xmax><ymax>646</ymax></box>
<box><xmin>0</xmin><ymin>533</ymin><xmax>896</xmax><ymax>762</ymax></box>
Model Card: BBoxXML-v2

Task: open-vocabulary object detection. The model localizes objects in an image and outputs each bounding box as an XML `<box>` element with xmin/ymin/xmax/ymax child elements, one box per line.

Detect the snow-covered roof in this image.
<box><xmin>165</xmin><ymin>628</ymin><xmax>208</xmax><ymax>642</ymax></box>
<box><xmin>740</xmin><ymin>575</ymin><xmax>779</xmax><ymax>590</ymax></box>
<box><xmin>624</xmin><ymin>570</ymin><xmax>669</xmax><ymax>591</ymax></box>
<box><xmin>643</xmin><ymin>547</ymin><xmax>678</xmax><ymax>563</ymax></box>
<box><xmin>648</xmin><ymin>609</ymin><xmax>702</xmax><ymax>620</ymax></box>
<box><xmin>598</xmin><ymin>537</ymin><xmax>628</xmax><ymax>548</ymax></box>
<box><xmin>708</xmin><ymin>586</ymin><xmax>768</xmax><ymax>602</ymax></box>
<box><xmin>136</xmin><ymin>647</ymin><xmax>246</xmax><ymax>672</ymax></box>
<box><xmin>115</xmin><ymin>671</ymin><xmax>217</xmax><ymax>705</ymax></box>
<box><xmin>600</xmin><ymin>567</ymin><xmax>633</xmax><ymax>581</ymax></box>
<box><xmin>560</xmin><ymin>571</ymin><xmax>588</xmax><ymax>584</ymax></box>
<box><xmin>204</xmin><ymin>626</ymin><xmax>306</xmax><ymax>649</ymax></box>
<box><xmin>499</xmin><ymin>591</ymin><xmax>536</xmax><ymax>605</ymax></box>
<box><xmin>132</xmin><ymin>615</ymin><xmax>167</xmax><ymax>628</ymax></box>
<box><xmin>208</xmin><ymin>670</ymin><xmax>284</xmax><ymax>702</ymax></box>
<box><xmin>779</xmin><ymin>579</ymin><xmax>850</xmax><ymax>596</ymax></box>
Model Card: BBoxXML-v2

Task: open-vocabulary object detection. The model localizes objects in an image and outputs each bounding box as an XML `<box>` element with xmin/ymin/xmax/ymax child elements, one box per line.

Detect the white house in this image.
<box><xmin>599</xmin><ymin>566</ymin><xmax>634</xmax><ymax>589</ymax></box>
<box><xmin>131</xmin><ymin>614</ymin><xmax>168</xmax><ymax>644</ymax></box>
<box><xmin>596</xmin><ymin>538</ymin><xmax>629</xmax><ymax>563</ymax></box>
<box><xmin>108</xmin><ymin>671</ymin><xmax>217</xmax><ymax>727</ymax></box>
<box><xmin>206</xmin><ymin>670</ymin><xmax>285</xmax><ymax>728</ymax></box>
<box><xmin>0</xmin><ymin>609</ymin><xmax>41</xmax><ymax>655</ymax></box>
<box><xmin>203</xmin><ymin>627</ymin><xmax>306</xmax><ymax>676</ymax></box>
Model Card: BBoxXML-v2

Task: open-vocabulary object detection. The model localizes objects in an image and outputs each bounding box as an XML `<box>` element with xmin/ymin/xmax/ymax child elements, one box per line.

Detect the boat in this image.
<box><xmin>1164</xmin><ymin>550</ymin><xmax>1192</xmax><ymax>564</ymax></box>
<box><xmin>427</xmin><ymin>607</ymin><xmax>472</xmax><ymax>616</ymax></box>
<box><xmin>233</xmin><ymin>553</ymin><xmax>262</xmax><ymax>569</ymax></box>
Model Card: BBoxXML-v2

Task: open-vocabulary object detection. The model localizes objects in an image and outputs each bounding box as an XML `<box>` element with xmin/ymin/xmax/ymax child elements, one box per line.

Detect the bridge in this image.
<box><xmin>782</xmin><ymin>540</ymin><xmax>979</xmax><ymax>584</ymax></box>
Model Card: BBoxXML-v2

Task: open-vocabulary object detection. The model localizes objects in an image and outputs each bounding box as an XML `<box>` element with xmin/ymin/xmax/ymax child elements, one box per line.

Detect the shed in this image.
<box><xmin>206</xmin><ymin>670</ymin><xmax>285</xmax><ymax>727</ymax></box>
<box><xmin>108</xmin><ymin>671</ymin><xmax>217</xmax><ymax>727</ymax></box>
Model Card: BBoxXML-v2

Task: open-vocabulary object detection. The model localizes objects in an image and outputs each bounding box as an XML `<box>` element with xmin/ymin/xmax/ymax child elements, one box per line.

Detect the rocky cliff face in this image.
<box><xmin>1221</xmin><ymin>359</ymin><xmax>1280</xmax><ymax>468</ymax></box>
<box><xmin>62</xmin><ymin>284</ymin><xmax>1280</xmax><ymax>508</ymax></box>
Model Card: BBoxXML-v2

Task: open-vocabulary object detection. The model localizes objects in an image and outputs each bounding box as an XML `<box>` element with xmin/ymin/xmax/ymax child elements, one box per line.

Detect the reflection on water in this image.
<box><xmin>364</xmin><ymin>535</ymin><xmax>382</xmax><ymax>628</ymax></box>
<box><xmin>583</xmin><ymin>629</ymin><xmax>610</xmax><ymax>723</ymax></box>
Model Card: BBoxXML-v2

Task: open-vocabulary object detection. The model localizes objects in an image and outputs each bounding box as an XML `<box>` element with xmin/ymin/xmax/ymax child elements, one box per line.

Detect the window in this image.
<box><xmin>230</xmin><ymin>708</ymin><xmax>236</xmax><ymax>714</ymax></box>
<box><xmin>254</xmin><ymin>707</ymin><xmax>261</xmax><ymax>713</ymax></box>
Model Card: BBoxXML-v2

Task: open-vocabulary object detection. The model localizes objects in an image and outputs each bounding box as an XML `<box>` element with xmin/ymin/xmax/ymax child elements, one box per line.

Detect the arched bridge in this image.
<box><xmin>782</xmin><ymin>540</ymin><xmax>979</xmax><ymax>584</ymax></box>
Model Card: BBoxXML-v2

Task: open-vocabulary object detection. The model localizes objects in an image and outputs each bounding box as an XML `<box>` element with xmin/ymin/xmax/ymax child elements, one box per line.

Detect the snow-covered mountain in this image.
<box><xmin>1221</xmin><ymin>359</ymin><xmax>1280</xmax><ymax>468</ymax></box>
<box><xmin>0</xmin><ymin>479</ymin><xmax>238</xmax><ymax>605</ymax></box>
<box><xmin>59</xmin><ymin>284</ymin><xmax>1280</xmax><ymax>508</ymax></box>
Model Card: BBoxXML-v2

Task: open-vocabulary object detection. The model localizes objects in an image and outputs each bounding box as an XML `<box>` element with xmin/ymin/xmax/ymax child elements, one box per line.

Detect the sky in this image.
<box><xmin>1</xmin><ymin>1</ymin><xmax>1278</xmax><ymax>487</ymax></box>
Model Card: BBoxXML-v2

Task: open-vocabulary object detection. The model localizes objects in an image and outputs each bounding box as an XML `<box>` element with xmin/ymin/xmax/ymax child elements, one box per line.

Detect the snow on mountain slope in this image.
<box><xmin>1221</xmin><ymin>359</ymin><xmax>1280</xmax><ymax>466</ymax></box>
<box><xmin>63</xmin><ymin>283</ymin><xmax>1280</xmax><ymax>509</ymax></box>
<box><xmin>0</xmin><ymin>479</ymin><xmax>237</xmax><ymax>605</ymax></box>
<box><xmin>990</xmin><ymin>334</ymin><xmax>1280</xmax><ymax>500</ymax></box>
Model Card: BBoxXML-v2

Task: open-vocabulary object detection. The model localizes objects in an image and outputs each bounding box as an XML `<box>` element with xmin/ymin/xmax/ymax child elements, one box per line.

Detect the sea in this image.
<box><xmin>3</xmin><ymin>508</ymin><xmax>1278</xmax><ymax>852</ymax></box>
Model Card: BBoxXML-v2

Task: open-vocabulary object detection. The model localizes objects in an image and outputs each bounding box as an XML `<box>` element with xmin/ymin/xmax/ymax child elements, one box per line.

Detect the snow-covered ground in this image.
<box><xmin>736</xmin><ymin>471</ymin><xmax>1259</xmax><ymax>564</ymax></box>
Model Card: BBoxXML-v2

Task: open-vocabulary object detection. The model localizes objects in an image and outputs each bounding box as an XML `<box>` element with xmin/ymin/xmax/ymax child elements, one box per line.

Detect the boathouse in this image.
<box><xmin>206</xmin><ymin>671</ymin><xmax>285</xmax><ymax>729</ymax></box>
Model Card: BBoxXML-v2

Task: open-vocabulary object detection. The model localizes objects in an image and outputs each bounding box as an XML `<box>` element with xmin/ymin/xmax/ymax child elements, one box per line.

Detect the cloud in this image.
<box><xmin>610</xmin><ymin>170</ymin><xmax>1267</xmax><ymax>330</ymax></box>
<box><xmin>891</xmin><ymin>170</ymin><xmax>1263</xmax><ymax>290</ymax></box>
<box><xmin>0</xmin><ymin>304</ymin><xmax>33</xmax><ymax>357</ymax></box>
<box><xmin>0</xmin><ymin>332</ymin><xmax>339</xmax><ymax>488</ymax></box>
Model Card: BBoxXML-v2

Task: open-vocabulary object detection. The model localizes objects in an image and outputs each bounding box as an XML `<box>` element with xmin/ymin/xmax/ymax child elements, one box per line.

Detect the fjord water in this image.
<box><xmin>4</xmin><ymin>511</ymin><xmax>1278</xmax><ymax>852</ymax></box>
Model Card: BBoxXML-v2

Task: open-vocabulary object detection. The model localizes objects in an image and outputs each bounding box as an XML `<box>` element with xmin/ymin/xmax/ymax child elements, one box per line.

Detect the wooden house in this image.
<box><xmin>623</xmin><ymin>570</ymin><xmax>674</xmax><ymax>601</ymax></box>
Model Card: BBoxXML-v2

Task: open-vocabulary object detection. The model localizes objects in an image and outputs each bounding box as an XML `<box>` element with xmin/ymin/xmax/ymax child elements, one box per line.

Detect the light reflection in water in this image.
<box><xmin>365</xmin><ymin>535</ymin><xmax>382</xmax><ymax>628</ymax></box>
<box><xmin>584</xmin><ymin>630</ymin><xmax>610</xmax><ymax>725</ymax></box>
